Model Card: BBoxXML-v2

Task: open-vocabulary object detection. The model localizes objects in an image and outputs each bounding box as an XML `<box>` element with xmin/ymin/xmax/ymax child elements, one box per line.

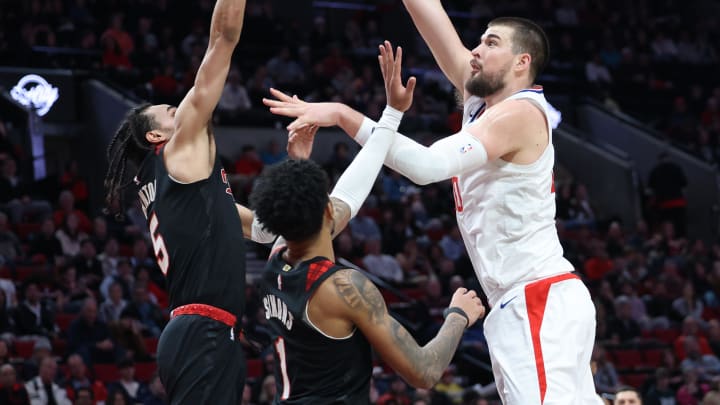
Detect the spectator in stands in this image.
<box><xmin>19</xmin><ymin>337</ymin><xmax>52</xmax><ymax>382</ymax></box>
<box><xmin>139</xmin><ymin>373</ymin><xmax>166</xmax><ymax>405</ymax></box>
<box><xmin>259</xmin><ymin>139</ymin><xmax>286</xmax><ymax>167</ymax></box>
<box><xmin>106</xmin><ymin>389</ymin><xmax>131</xmax><ymax>405</ymax></box>
<box><xmin>433</xmin><ymin>366</ymin><xmax>463</xmax><ymax>404</ymax></box>
<box><xmin>0</xmin><ymin>363</ymin><xmax>29</xmax><ymax>405</ymax></box>
<box><xmin>0</xmin><ymin>212</ymin><xmax>22</xmax><ymax>266</ymax></box>
<box><xmin>673</xmin><ymin>282</ymin><xmax>705</xmax><ymax>324</ymax></box>
<box><xmin>349</xmin><ymin>206</ymin><xmax>381</xmax><ymax>245</ymax></box>
<box><xmin>125</xmin><ymin>284</ymin><xmax>163</xmax><ymax>337</ymax></box>
<box><xmin>73</xmin><ymin>239</ymin><xmax>103</xmax><ymax>289</ymax></box>
<box><xmin>89</xmin><ymin>216</ymin><xmax>109</xmax><ymax>253</ymax></box>
<box><xmin>56</xmin><ymin>265</ymin><xmax>93</xmax><ymax>313</ymax></box>
<box><xmin>0</xmin><ymin>339</ymin><xmax>9</xmax><ymax>364</ymax></box>
<box><xmin>676</xmin><ymin>317</ymin><xmax>714</xmax><ymax>361</ymax></box>
<box><xmin>54</xmin><ymin>191</ymin><xmax>92</xmax><ymax>234</ymax></box>
<box><xmin>73</xmin><ymin>387</ymin><xmax>94</xmax><ymax>405</ymax></box>
<box><xmin>99</xmin><ymin>259</ymin><xmax>133</xmax><ymax>301</ymax></box>
<box><xmin>67</xmin><ymin>297</ymin><xmax>116</xmax><ymax>364</ymax></box>
<box><xmin>55</xmin><ymin>213</ymin><xmax>89</xmax><ymax>258</ymax></box>
<box><xmin>0</xmin><ymin>290</ymin><xmax>12</xmax><ymax>337</ymax></box>
<box><xmin>133</xmin><ymin>266</ymin><xmax>166</xmax><ymax>310</ymax></box>
<box><xmin>64</xmin><ymin>353</ymin><xmax>106</xmax><ymax>401</ymax></box>
<box><xmin>707</xmin><ymin>320</ymin><xmax>720</xmax><ymax>358</ymax></box>
<box><xmin>609</xmin><ymin>296</ymin><xmax>642</xmax><ymax>343</ymax></box>
<box><xmin>109</xmin><ymin>306</ymin><xmax>149</xmax><ymax>362</ymax></box>
<box><xmin>0</xmin><ymin>155</ymin><xmax>52</xmax><ymax>224</ymax></box>
<box><xmin>107</xmin><ymin>358</ymin><xmax>145</xmax><ymax>403</ymax></box>
<box><xmin>676</xmin><ymin>367</ymin><xmax>709</xmax><ymax>405</ymax></box>
<box><xmin>680</xmin><ymin>336</ymin><xmax>720</xmax><ymax>381</ymax></box>
<box><xmin>362</xmin><ymin>238</ymin><xmax>404</xmax><ymax>284</ymax></box>
<box><xmin>129</xmin><ymin>238</ymin><xmax>154</xmax><ymax>271</ymax></box>
<box><xmin>98</xmin><ymin>237</ymin><xmax>121</xmax><ymax>278</ymax></box>
<box><xmin>100</xmin><ymin>282</ymin><xmax>127</xmax><ymax>324</ymax></box>
<box><xmin>644</xmin><ymin>278</ymin><xmax>674</xmax><ymax>330</ymax></box>
<box><xmin>592</xmin><ymin>344</ymin><xmax>621</xmax><ymax>395</ymax></box>
<box><xmin>377</xmin><ymin>375</ymin><xmax>412</xmax><ymax>405</ymax></box>
<box><xmin>216</xmin><ymin>66</ymin><xmax>252</xmax><ymax>124</ymax></box>
<box><xmin>59</xmin><ymin>161</ymin><xmax>89</xmax><ymax>211</ymax></box>
<box><xmin>25</xmin><ymin>357</ymin><xmax>72</xmax><ymax>405</ymax></box>
<box><xmin>644</xmin><ymin>367</ymin><xmax>677</xmax><ymax>405</ymax></box>
<box><xmin>323</xmin><ymin>142</ymin><xmax>352</xmax><ymax>184</ymax></box>
<box><xmin>613</xmin><ymin>386</ymin><xmax>642</xmax><ymax>405</ymax></box>
<box><xmin>14</xmin><ymin>281</ymin><xmax>55</xmax><ymax>339</ymax></box>
<box><xmin>29</xmin><ymin>218</ymin><xmax>64</xmax><ymax>267</ymax></box>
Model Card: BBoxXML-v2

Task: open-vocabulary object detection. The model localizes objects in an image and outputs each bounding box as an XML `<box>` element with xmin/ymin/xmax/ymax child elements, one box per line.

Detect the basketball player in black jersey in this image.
<box><xmin>102</xmin><ymin>1</ymin><xmax>276</xmax><ymax>403</ymax></box>
<box><xmin>252</xmin><ymin>42</ymin><xmax>485</xmax><ymax>404</ymax></box>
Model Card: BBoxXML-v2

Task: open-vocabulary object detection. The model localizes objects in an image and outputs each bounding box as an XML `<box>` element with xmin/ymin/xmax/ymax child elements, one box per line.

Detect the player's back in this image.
<box><xmin>261</xmin><ymin>249</ymin><xmax>372</xmax><ymax>404</ymax></box>
<box><xmin>136</xmin><ymin>146</ymin><xmax>246</xmax><ymax>323</ymax></box>
<box><xmin>455</xmin><ymin>88</ymin><xmax>573</xmax><ymax>307</ymax></box>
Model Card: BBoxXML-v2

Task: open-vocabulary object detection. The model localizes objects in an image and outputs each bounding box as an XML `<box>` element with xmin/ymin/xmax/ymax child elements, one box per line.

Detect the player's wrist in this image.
<box><xmin>377</xmin><ymin>105</ymin><xmax>403</xmax><ymax>131</ymax></box>
<box><xmin>443</xmin><ymin>306</ymin><xmax>469</xmax><ymax>328</ymax></box>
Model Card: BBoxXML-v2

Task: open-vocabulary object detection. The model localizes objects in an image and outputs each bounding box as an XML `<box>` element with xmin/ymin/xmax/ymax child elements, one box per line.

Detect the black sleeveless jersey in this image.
<box><xmin>260</xmin><ymin>249</ymin><xmax>372</xmax><ymax>404</ymax></box>
<box><xmin>135</xmin><ymin>146</ymin><xmax>246</xmax><ymax>325</ymax></box>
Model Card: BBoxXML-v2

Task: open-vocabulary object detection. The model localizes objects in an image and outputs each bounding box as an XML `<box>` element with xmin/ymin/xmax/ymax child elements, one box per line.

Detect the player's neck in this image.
<box><xmin>483</xmin><ymin>79</ymin><xmax>533</xmax><ymax>108</ymax></box>
<box><xmin>283</xmin><ymin>231</ymin><xmax>335</xmax><ymax>265</ymax></box>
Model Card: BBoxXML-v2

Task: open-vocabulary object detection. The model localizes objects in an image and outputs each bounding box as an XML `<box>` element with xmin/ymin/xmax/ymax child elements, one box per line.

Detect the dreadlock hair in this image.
<box><xmin>104</xmin><ymin>103</ymin><xmax>156</xmax><ymax>216</ymax></box>
<box><xmin>250</xmin><ymin>159</ymin><xmax>330</xmax><ymax>242</ymax></box>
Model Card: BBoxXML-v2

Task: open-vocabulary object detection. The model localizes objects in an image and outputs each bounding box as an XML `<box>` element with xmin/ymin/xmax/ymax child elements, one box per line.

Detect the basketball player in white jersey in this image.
<box><xmin>263</xmin><ymin>14</ymin><xmax>601</xmax><ymax>405</ymax></box>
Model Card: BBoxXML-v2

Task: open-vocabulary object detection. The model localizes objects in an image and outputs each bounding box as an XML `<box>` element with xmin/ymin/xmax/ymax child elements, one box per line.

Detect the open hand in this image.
<box><xmin>263</xmin><ymin>88</ymin><xmax>340</xmax><ymax>132</ymax></box>
<box><xmin>378</xmin><ymin>40</ymin><xmax>417</xmax><ymax>112</ymax></box>
<box><xmin>287</xmin><ymin>123</ymin><xmax>319</xmax><ymax>160</ymax></box>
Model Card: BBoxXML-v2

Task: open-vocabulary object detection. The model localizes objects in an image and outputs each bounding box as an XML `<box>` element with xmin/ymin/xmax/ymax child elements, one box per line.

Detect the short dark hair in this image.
<box><xmin>488</xmin><ymin>16</ymin><xmax>549</xmax><ymax>81</ymax></box>
<box><xmin>614</xmin><ymin>385</ymin><xmax>641</xmax><ymax>401</ymax></box>
<box><xmin>250</xmin><ymin>159</ymin><xmax>330</xmax><ymax>242</ymax></box>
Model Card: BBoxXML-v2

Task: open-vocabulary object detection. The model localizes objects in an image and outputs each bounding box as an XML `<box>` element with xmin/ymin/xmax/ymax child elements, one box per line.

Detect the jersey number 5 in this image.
<box><xmin>149</xmin><ymin>213</ymin><xmax>170</xmax><ymax>275</ymax></box>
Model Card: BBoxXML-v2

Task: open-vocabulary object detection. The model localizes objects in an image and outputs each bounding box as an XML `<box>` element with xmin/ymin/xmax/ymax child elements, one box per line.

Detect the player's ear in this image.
<box><xmin>145</xmin><ymin>129</ymin><xmax>167</xmax><ymax>144</ymax></box>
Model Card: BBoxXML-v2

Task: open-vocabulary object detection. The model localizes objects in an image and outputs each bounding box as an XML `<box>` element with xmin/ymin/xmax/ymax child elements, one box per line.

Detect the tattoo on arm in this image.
<box><xmin>333</xmin><ymin>269</ymin><xmax>467</xmax><ymax>387</ymax></box>
<box><xmin>333</xmin><ymin>270</ymin><xmax>384</xmax><ymax>324</ymax></box>
<box><xmin>329</xmin><ymin>197</ymin><xmax>352</xmax><ymax>239</ymax></box>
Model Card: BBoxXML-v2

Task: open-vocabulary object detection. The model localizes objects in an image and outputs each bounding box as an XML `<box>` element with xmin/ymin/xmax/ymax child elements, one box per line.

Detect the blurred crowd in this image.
<box><xmin>1</xmin><ymin>0</ymin><xmax>720</xmax><ymax>404</ymax></box>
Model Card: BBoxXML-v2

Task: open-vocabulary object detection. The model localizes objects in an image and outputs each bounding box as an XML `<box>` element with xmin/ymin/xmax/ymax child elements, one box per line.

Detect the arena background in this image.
<box><xmin>0</xmin><ymin>0</ymin><xmax>719</xmax><ymax>404</ymax></box>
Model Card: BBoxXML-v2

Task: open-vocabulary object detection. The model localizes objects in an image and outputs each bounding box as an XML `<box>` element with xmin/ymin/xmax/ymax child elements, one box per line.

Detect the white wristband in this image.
<box><xmin>377</xmin><ymin>105</ymin><xmax>403</xmax><ymax>131</ymax></box>
<box><xmin>250</xmin><ymin>214</ymin><xmax>277</xmax><ymax>244</ymax></box>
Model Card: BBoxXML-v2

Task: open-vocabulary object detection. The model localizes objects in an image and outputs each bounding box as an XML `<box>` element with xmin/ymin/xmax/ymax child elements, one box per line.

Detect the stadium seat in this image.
<box><xmin>93</xmin><ymin>364</ymin><xmax>119</xmax><ymax>383</ymax></box>
<box><xmin>55</xmin><ymin>313</ymin><xmax>78</xmax><ymax>332</ymax></box>
<box><xmin>144</xmin><ymin>337</ymin><xmax>159</xmax><ymax>355</ymax></box>
<box><xmin>610</xmin><ymin>349</ymin><xmax>643</xmax><ymax>370</ymax></box>
<box><xmin>653</xmin><ymin>329</ymin><xmax>680</xmax><ymax>345</ymax></box>
<box><xmin>13</xmin><ymin>340</ymin><xmax>35</xmax><ymax>359</ymax></box>
<box><xmin>135</xmin><ymin>362</ymin><xmax>157</xmax><ymax>382</ymax></box>
<box><xmin>642</xmin><ymin>348</ymin><xmax>664</xmax><ymax>367</ymax></box>
<box><xmin>621</xmin><ymin>372</ymin><xmax>650</xmax><ymax>389</ymax></box>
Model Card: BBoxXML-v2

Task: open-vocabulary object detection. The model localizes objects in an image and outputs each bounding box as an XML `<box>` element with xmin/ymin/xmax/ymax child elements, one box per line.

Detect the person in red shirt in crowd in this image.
<box><xmin>675</xmin><ymin>316</ymin><xmax>714</xmax><ymax>360</ymax></box>
<box><xmin>54</xmin><ymin>190</ymin><xmax>92</xmax><ymax>234</ymax></box>
<box><xmin>60</xmin><ymin>160</ymin><xmax>89</xmax><ymax>211</ymax></box>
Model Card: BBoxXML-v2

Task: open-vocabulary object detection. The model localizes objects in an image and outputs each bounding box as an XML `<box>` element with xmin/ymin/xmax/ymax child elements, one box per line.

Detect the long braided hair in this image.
<box><xmin>104</xmin><ymin>103</ymin><xmax>156</xmax><ymax>216</ymax></box>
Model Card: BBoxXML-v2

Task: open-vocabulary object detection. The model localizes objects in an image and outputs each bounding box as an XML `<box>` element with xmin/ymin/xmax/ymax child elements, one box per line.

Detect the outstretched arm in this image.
<box><xmin>323</xmin><ymin>269</ymin><xmax>484</xmax><ymax>389</ymax></box>
<box><xmin>167</xmin><ymin>0</ymin><xmax>246</xmax><ymax>180</ymax></box>
<box><xmin>402</xmin><ymin>0</ymin><xmax>473</xmax><ymax>94</ymax></box>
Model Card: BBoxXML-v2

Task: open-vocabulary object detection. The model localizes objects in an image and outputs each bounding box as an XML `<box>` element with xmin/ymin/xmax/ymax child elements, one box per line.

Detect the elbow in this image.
<box><xmin>404</xmin><ymin>371</ymin><xmax>440</xmax><ymax>390</ymax></box>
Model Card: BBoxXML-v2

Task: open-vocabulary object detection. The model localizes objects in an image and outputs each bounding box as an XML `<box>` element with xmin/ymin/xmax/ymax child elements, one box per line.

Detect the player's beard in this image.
<box><xmin>465</xmin><ymin>62</ymin><xmax>511</xmax><ymax>98</ymax></box>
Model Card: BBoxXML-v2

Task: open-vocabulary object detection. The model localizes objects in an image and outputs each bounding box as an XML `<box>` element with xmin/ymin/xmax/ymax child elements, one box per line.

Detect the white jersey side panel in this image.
<box><xmin>456</xmin><ymin>89</ymin><xmax>573</xmax><ymax>307</ymax></box>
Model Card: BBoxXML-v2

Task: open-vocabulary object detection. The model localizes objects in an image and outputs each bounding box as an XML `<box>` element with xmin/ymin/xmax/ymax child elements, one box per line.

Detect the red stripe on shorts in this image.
<box><xmin>524</xmin><ymin>273</ymin><xmax>579</xmax><ymax>404</ymax></box>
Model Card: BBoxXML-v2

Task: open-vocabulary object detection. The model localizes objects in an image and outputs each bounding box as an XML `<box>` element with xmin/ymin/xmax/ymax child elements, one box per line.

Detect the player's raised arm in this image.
<box><xmin>168</xmin><ymin>0</ymin><xmax>246</xmax><ymax>167</ymax></box>
<box><xmin>324</xmin><ymin>269</ymin><xmax>484</xmax><ymax>389</ymax></box>
<box><xmin>402</xmin><ymin>0</ymin><xmax>473</xmax><ymax>94</ymax></box>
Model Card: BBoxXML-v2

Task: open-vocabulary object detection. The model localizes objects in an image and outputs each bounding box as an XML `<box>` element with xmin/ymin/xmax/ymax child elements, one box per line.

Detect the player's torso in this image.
<box><xmin>136</xmin><ymin>147</ymin><xmax>246</xmax><ymax>320</ymax></box>
<box><xmin>455</xmin><ymin>90</ymin><xmax>573</xmax><ymax>306</ymax></box>
<box><xmin>261</xmin><ymin>251</ymin><xmax>372</xmax><ymax>404</ymax></box>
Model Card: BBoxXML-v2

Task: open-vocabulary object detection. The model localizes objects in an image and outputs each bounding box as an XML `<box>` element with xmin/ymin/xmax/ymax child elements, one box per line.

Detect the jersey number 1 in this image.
<box><xmin>149</xmin><ymin>213</ymin><xmax>170</xmax><ymax>275</ymax></box>
<box><xmin>275</xmin><ymin>337</ymin><xmax>291</xmax><ymax>400</ymax></box>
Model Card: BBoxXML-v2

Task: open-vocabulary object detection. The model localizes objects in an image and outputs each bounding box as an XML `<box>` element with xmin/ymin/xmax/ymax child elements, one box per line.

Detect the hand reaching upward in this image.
<box><xmin>378</xmin><ymin>40</ymin><xmax>417</xmax><ymax>113</ymax></box>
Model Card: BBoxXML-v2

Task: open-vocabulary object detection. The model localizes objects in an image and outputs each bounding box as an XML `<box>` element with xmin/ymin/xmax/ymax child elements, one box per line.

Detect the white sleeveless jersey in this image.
<box><xmin>455</xmin><ymin>87</ymin><xmax>573</xmax><ymax>307</ymax></box>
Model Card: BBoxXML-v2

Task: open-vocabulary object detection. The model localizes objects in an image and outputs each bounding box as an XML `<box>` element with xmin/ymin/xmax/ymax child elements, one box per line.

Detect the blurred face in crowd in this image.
<box><xmin>614</xmin><ymin>390</ymin><xmax>641</xmax><ymax>405</ymax></box>
<box><xmin>39</xmin><ymin>357</ymin><xmax>57</xmax><ymax>383</ymax></box>
<box><xmin>68</xmin><ymin>354</ymin><xmax>86</xmax><ymax>379</ymax></box>
<box><xmin>0</xmin><ymin>364</ymin><xmax>17</xmax><ymax>387</ymax></box>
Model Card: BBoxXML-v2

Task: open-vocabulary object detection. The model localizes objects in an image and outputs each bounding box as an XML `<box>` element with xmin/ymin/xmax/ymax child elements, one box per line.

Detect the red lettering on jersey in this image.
<box><xmin>220</xmin><ymin>168</ymin><xmax>233</xmax><ymax>196</ymax></box>
<box><xmin>550</xmin><ymin>171</ymin><xmax>555</xmax><ymax>194</ymax></box>
<box><xmin>452</xmin><ymin>176</ymin><xmax>464</xmax><ymax>212</ymax></box>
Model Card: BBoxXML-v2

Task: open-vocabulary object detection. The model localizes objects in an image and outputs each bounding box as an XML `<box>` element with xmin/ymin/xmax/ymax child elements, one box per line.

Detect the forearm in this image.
<box><xmin>210</xmin><ymin>0</ymin><xmax>246</xmax><ymax>43</ymax></box>
<box><xmin>353</xmin><ymin>117</ymin><xmax>488</xmax><ymax>185</ymax></box>
<box><xmin>330</xmin><ymin>107</ymin><xmax>401</xmax><ymax>217</ymax></box>
<box><xmin>389</xmin><ymin>314</ymin><xmax>466</xmax><ymax>388</ymax></box>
